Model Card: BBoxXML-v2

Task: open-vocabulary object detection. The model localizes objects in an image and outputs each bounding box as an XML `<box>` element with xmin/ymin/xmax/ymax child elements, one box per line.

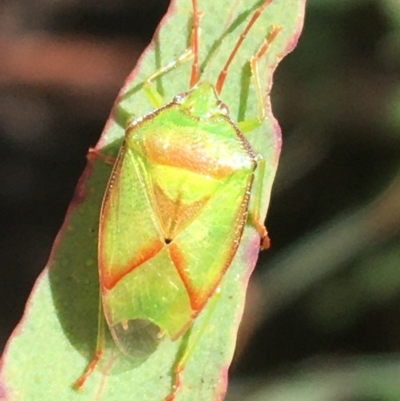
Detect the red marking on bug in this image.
<box><xmin>102</xmin><ymin>239</ymin><xmax>164</xmax><ymax>290</ymax></box>
<box><xmin>168</xmin><ymin>243</ymin><xmax>202</xmax><ymax>311</ymax></box>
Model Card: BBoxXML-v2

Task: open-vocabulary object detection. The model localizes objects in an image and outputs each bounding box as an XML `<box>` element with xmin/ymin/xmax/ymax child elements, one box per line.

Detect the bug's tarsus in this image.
<box><xmin>163</xmin><ymin>369</ymin><xmax>183</xmax><ymax>401</ymax></box>
<box><xmin>260</xmin><ymin>229</ymin><xmax>271</xmax><ymax>250</ymax></box>
<box><xmin>261</xmin><ymin>234</ymin><xmax>271</xmax><ymax>250</ymax></box>
<box><xmin>216</xmin><ymin>0</ymin><xmax>276</xmax><ymax>95</ymax></box>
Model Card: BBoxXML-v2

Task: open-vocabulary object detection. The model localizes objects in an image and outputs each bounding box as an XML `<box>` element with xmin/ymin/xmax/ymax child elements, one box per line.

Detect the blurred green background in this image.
<box><xmin>1</xmin><ymin>0</ymin><xmax>399</xmax><ymax>400</ymax></box>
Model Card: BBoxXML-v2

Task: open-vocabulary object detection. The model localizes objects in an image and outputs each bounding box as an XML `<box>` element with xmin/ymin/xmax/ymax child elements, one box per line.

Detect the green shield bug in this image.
<box><xmin>76</xmin><ymin>0</ymin><xmax>280</xmax><ymax>399</ymax></box>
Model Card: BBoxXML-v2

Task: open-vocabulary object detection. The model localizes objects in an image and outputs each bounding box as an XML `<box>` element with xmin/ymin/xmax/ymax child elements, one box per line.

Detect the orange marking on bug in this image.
<box><xmin>145</xmin><ymin>132</ymin><xmax>239</xmax><ymax>179</ymax></box>
<box><xmin>102</xmin><ymin>239</ymin><xmax>164</xmax><ymax>290</ymax></box>
<box><xmin>168</xmin><ymin>243</ymin><xmax>203</xmax><ymax>311</ymax></box>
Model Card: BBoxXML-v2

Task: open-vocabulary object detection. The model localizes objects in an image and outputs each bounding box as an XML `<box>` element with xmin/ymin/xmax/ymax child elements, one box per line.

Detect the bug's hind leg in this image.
<box><xmin>163</xmin><ymin>289</ymin><xmax>222</xmax><ymax>401</ymax></box>
<box><xmin>74</xmin><ymin>293</ymin><xmax>107</xmax><ymax>389</ymax></box>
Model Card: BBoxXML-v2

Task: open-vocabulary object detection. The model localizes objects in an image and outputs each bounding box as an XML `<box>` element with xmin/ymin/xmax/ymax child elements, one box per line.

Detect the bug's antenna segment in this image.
<box><xmin>216</xmin><ymin>0</ymin><xmax>275</xmax><ymax>95</ymax></box>
<box><xmin>190</xmin><ymin>0</ymin><xmax>201</xmax><ymax>87</ymax></box>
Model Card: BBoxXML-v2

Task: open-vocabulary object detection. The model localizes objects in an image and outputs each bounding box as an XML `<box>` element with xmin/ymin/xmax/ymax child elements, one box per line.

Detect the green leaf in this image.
<box><xmin>0</xmin><ymin>1</ymin><xmax>305</xmax><ymax>400</ymax></box>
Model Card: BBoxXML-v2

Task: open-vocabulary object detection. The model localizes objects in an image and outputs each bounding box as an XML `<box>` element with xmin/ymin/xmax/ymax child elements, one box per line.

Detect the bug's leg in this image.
<box><xmin>74</xmin><ymin>292</ymin><xmax>106</xmax><ymax>390</ymax></box>
<box><xmin>143</xmin><ymin>0</ymin><xmax>203</xmax><ymax>107</ymax></box>
<box><xmin>120</xmin><ymin>0</ymin><xmax>201</xmax><ymax>123</ymax></box>
<box><xmin>163</xmin><ymin>289</ymin><xmax>222</xmax><ymax>401</ymax></box>
<box><xmin>235</xmin><ymin>26</ymin><xmax>281</xmax><ymax>250</ymax></box>
<box><xmin>237</xmin><ymin>25</ymin><xmax>281</xmax><ymax>133</ymax></box>
<box><xmin>90</xmin><ymin>47</ymin><xmax>193</xmax><ymax>165</ymax></box>
<box><xmin>249</xmin><ymin>156</ymin><xmax>271</xmax><ymax>250</ymax></box>
<box><xmin>116</xmin><ymin>47</ymin><xmax>193</xmax><ymax>128</ymax></box>
<box><xmin>143</xmin><ymin>47</ymin><xmax>194</xmax><ymax>108</ymax></box>
<box><xmin>87</xmin><ymin>147</ymin><xmax>116</xmax><ymax>164</ymax></box>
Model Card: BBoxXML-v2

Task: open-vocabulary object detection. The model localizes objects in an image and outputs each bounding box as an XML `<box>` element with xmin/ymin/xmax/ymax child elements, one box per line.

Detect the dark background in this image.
<box><xmin>1</xmin><ymin>0</ymin><xmax>400</xmax><ymax>399</ymax></box>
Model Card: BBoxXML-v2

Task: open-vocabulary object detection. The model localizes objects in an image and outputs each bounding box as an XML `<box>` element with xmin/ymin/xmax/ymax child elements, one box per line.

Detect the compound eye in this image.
<box><xmin>173</xmin><ymin>93</ymin><xmax>185</xmax><ymax>103</ymax></box>
<box><xmin>219</xmin><ymin>102</ymin><xmax>229</xmax><ymax>115</ymax></box>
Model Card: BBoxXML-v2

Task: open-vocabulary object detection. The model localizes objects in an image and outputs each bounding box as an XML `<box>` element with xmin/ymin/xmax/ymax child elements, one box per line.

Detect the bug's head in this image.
<box><xmin>173</xmin><ymin>81</ymin><xmax>229</xmax><ymax>120</ymax></box>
